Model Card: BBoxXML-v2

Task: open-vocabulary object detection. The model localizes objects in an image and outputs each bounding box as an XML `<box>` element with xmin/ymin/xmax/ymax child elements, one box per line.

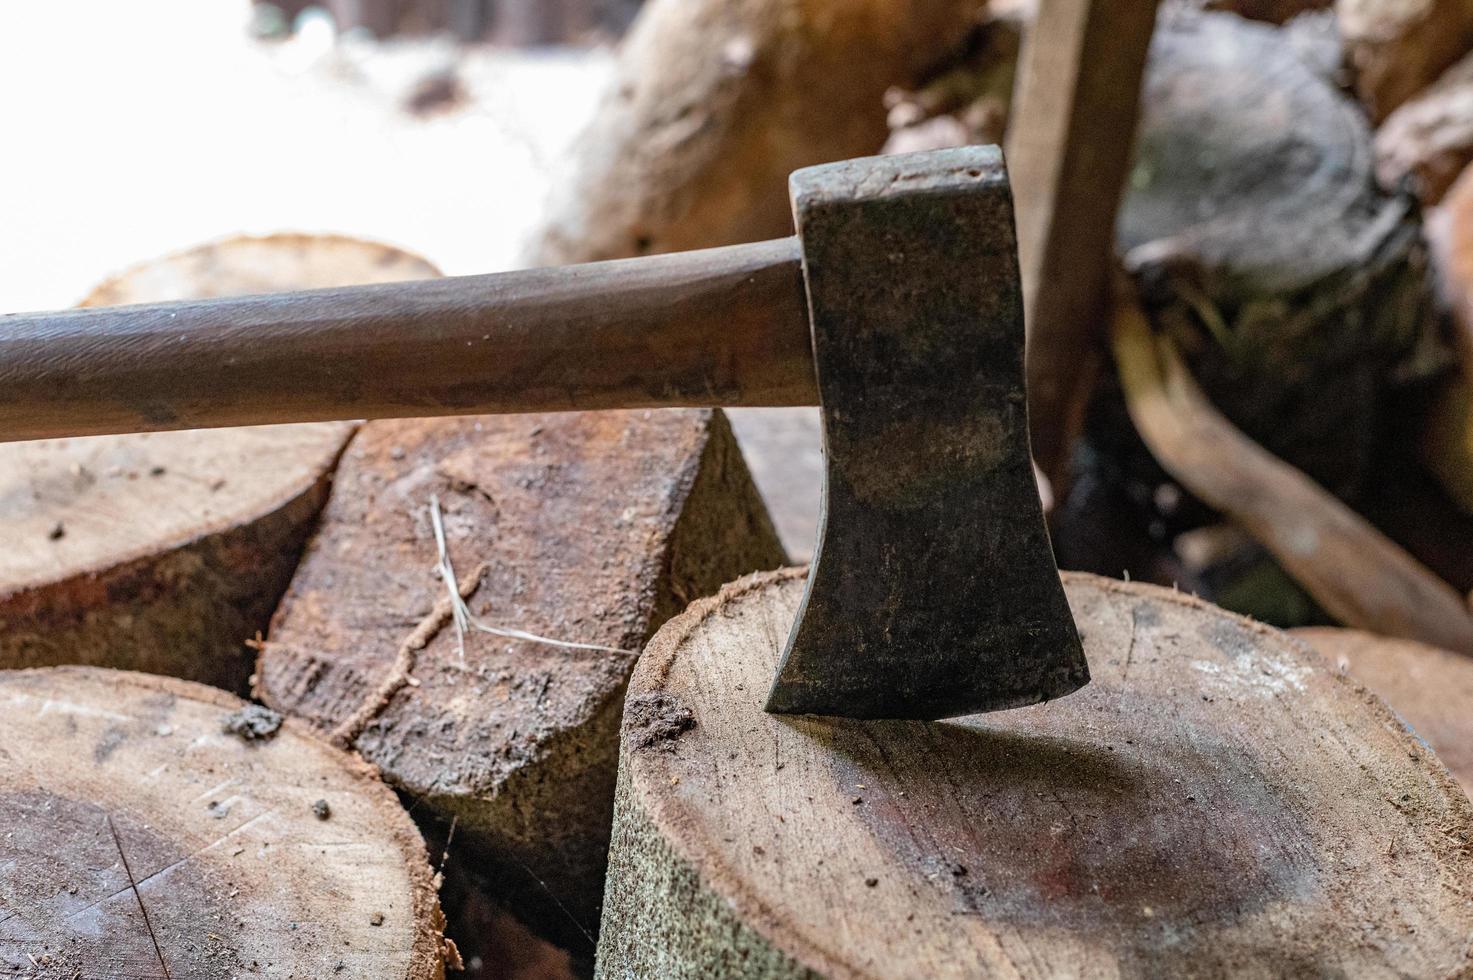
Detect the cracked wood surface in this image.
<box><xmin>0</xmin><ymin>666</ymin><xmax>447</xmax><ymax>980</ymax></box>
<box><xmin>0</xmin><ymin>235</ymin><xmax>440</xmax><ymax>693</ymax></box>
<box><xmin>598</xmin><ymin>569</ymin><xmax>1473</xmax><ymax>978</ymax></box>
<box><xmin>254</xmin><ymin>406</ymin><xmax>785</xmax><ymax>942</ymax></box>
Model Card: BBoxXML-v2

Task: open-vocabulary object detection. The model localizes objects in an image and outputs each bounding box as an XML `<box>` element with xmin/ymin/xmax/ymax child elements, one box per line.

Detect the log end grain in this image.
<box><xmin>1293</xmin><ymin>626</ymin><xmax>1473</xmax><ymax>793</ymax></box>
<box><xmin>256</xmin><ymin>407</ymin><xmax>786</xmax><ymax>928</ymax></box>
<box><xmin>597</xmin><ymin>569</ymin><xmax>1473</xmax><ymax>978</ymax></box>
<box><xmin>0</xmin><ymin>666</ymin><xmax>449</xmax><ymax>979</ymax></box>
<box><xmin>0</xmin><ymin>234</ymin><xmax>440</xmax><ymax>692</ymax></box>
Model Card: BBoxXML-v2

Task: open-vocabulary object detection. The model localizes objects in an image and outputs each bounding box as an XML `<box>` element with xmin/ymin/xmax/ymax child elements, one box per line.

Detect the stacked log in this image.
<box><xmin>0</xmin><ymin>666</ymin><xmax>451</xmax><ymax>978</ymax></box>
<box><xmin>254</xmin><ymin>407</ymin><xmax>786</xmax><ymax>951</ymax></box>
<box><xmin>597</xmin><ymin>570</ymin><xmax>1473</xmax><ymax>977</ymax></box>
<box><xmin>0</xmin><ymin>235</ymin><xmax>438</xmax><ymax>694</ymax></box>
<box><xmin>528</xmin><ymin>0</ymin><xmax>987</xmax><ymax>265</ymax></box>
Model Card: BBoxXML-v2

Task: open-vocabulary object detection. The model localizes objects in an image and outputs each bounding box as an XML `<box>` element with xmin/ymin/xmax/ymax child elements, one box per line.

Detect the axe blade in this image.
<box><xmin>765</xmin><ymin>146</ymin><xmax>1089</xmax><ymax>720</ymax></box>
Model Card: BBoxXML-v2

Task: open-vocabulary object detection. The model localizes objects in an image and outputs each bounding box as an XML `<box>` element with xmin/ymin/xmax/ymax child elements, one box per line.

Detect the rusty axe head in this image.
<box><xmin>765</xmin><ymin>146</ymin><xmax>1089</xmax><ymax>720</ymax></box>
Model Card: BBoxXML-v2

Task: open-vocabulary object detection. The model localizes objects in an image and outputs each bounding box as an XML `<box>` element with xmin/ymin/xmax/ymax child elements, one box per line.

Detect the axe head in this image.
<box><xmin>765</xmin><ymin>146</ymin><xmax>1089</xmax><ymax>720</ymax></box>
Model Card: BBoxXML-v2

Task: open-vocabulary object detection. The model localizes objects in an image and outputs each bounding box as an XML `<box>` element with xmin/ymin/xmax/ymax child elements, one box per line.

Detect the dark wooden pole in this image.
<box><xmin>1006</xmin><ymin>0</ymin><xmax>1158</xmax><ymax>487</ymax></box>
<box><xmin>0</xmin><ymin>239</ymin><xmax>814</xmax><ymax>442</ymax></box>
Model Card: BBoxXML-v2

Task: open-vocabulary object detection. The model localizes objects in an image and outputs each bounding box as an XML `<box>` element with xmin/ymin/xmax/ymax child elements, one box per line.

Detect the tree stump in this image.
<box><xmin>0</xmin><ymin>235</ymin><xmax>439</xmax><ymax>694</ymax></box>
<box><xmin>598</xmin><ymin>569</ymin><xmax>1473</xmax><ymax>978</ymax></box>
<box><xmin>255</xmin><ymin>408</ymin><xmax>786</xmax><ymax>945</ymax></box>
<box><xmin>0</xmin><ymin>666</ymin><xmax>449</xmax><ymax>978</ymax></box>
<box><xmin>1119</xmin><ymin>11</ymin><xmax>1444</xmax><ymax>499</ymax></box>
<box><xmin>1294</xmin><ymin>627</ymin><xmax>1473</xmax><ymax>793</ymax></box>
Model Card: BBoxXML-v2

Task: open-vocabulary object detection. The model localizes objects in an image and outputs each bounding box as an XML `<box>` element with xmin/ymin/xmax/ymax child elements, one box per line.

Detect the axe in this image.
<box><xmin>0</xmin><ymin>146</ymin><xmax>1087</xmax><ymax>720</ymax></box>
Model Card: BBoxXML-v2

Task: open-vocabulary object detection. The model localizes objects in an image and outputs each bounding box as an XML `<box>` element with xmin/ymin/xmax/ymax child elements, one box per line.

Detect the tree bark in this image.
<box><xmin>527</xmin><ymin>0</ymin><xmax>986</xmax><ymax>266</ymax></box>
<box><xmin>598</xmin><ymin>568</ymin><xmax>1473</xmax><ymax>978</ymax></box>
<box><xmin>0</xmin><ymin>666</ymin><xmax>450</xmax><ymax>979</ymax></box>
<box><xmin>1293</xmin><ymin>627</ymin><xmax>1473</xmax><ymax>793</ymax></box>
<box><xmin>254</xmin><ymin>407</ymin><xmax>786</xmax><ymax>950</ymax></box>
<box><xmin>0</xmin><ymin>234</ymin><xmax>439</xmax><ymax>694</ymax></box>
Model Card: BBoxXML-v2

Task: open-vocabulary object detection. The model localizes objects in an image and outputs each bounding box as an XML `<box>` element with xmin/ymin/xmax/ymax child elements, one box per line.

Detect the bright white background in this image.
<box><xmin>0</xmin><ymin>0</ymin><xmax>610</xmax><ymax>312</ymax></box>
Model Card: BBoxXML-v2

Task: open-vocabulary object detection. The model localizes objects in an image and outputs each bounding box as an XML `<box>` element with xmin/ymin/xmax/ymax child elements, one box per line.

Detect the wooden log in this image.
<box><xmin>79</xmin><ymin>233</ymin><xmax>441</xmax><ymax>306</ymax></box>
<box><xmin>1112</xmin><ymin>288</ymin><xmax>1473</xmax><ymax>652</ymax></box>
<box><xmin>527</xmin><ymin>0</ymin><xmax>986</xmax><ymax>265</ymax></box>
<box><xmin>0</xmin><ymin>234</ymin><xmax>439</xmax><ymax>694</ymax></box>
<box><xmin>598</xmin><ymin>568</ymin><xmax>1473</xmax><ymax>978</ymax></box>
<box><xmin>1293</xmin><ymin>627</ymin><xmax>1473</xmax><ymax>792</ymax></box>
<box><xmin>725</xmin><ymin>408</ymin><xmax>823</xmax><ymax>562</ymax></box>
<box><xmin>0</xmin><ymin>666</ymin><xmax>450</xmax><ymax>978</ymax></box>
<box><xmin>254</xmin><ymin>407</ymin><xmax>786</xmax><ymax>944</ymax></box>
<box><xmin>1119</xmin><ymin>11</ymin><xmax>1444</xmax><ymax>499</ymax></box>
<box><xmin>1338</xmin><ymin>0</ymin><xmax>1473</xmax><ymax>123</ymax></box>
<box><xmin>1376</xmin><ymin>48</ymin><xmax>1473</xmax><ymax>205</ymax></box>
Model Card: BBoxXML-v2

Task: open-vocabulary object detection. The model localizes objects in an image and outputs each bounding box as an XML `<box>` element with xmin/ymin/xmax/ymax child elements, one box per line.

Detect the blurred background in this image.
<box><xmin>0</xmin><ymin>0</ymin><xmax>618</xmax><ymax>314</ymax></box>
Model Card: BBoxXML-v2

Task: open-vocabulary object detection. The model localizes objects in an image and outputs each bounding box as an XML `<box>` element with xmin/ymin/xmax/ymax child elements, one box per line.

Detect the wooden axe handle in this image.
<box><xmin>0</xmin><ymin>238</ymin><xmax>816</xmax><ymax>442</ymax></box>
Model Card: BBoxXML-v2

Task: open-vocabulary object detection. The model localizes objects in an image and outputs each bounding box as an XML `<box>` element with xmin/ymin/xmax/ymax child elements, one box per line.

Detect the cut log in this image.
<box><xmin>0</xmin><ymin>666</ymin><xmax>449</xmax><ymax>978</ymax></box>
<box><xmin>0</xmin><ymin>234</ymin><xmax>439</xmax><ymax>693</ymax></box>
<box><xmin>254</xmin><ymin>408</ymin><xmax>786</xmax><ymax>944</ymax></box>
<box><xmin>725</xmin><ymin>408</ymin><xmax>823</xmax><ymax>562</ymax></box>
<box><xmin>598</xmin><ymin>569</ymin><xmax>1473</xmax><ymax>978</ymax></box>
<box><xmin>1293</xmin><ymin>627</ymin><xmax>1473</xmax><ymax>792</ymax></box>
<box><xmin>77</xmin><ymin>232</ymin><xmax>441</xmax><ymax>306</ymax></box>
<box><xmin>1120</xmin><ymin>11</ymin><xmax>1444</xmax><ymax>499</ymax></box>
<box><xmin>1338</xmin><ymin>0</ymin><xmax>1473</xmax><ymax>123</ymax></box>
<box><xmin>1376</xmin><ymin>48</ymin><xmax>1473</xmax><ymax>204</ymax></box>
<box><xmin>527</xmin><ymin>0</ymin><xmax>986</xmax><ymax>265</ymax></box>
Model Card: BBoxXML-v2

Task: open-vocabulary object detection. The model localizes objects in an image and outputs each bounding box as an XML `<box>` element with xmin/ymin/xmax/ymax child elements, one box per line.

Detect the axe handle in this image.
<box><xmin>0</xmin><ymin>238</ymin><xmax>816</xmax><ymax>442</ymax></box>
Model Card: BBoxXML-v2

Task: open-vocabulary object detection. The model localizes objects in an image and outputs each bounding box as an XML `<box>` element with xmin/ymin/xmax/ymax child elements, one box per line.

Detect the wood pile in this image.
<box><xmin>12</xmin><ymin>0</ymin><xmax>1473</xmax><ymax>975</ymax></box>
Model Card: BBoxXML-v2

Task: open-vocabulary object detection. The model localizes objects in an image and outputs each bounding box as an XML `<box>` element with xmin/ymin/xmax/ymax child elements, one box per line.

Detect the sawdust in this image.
<box><xmin>624</xmin><ymin>693</ymin><xmax>696</xmax><ymax>750</ymax></box>
<box><xmin>220</xmin><ymin>704</ymin><xmax>282</xmax><ymax>742</ymax></box>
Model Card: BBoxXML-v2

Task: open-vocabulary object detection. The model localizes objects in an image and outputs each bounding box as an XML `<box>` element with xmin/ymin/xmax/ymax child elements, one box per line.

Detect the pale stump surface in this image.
<box><xmin>1294</xmin><ymin>626</ymin><xmax>1473</xmax><ymax>795</ymax></box>
<box><xmin>0</xmin><ymin>666</ymin><xmax>447</xmax><ymax>979</ymax></box>
<box><xmin>0</xmin><ymin>234</ymin><xmax>440</xmax><ymax>692</ymax></box>
<box><xmin>599</xmin><ymin>570</ymin><xmax>1473</xmax><ymax>979</ymax></box>
<box><xmin>255</xmin><ymin>408</ymin><xmax>786</xmax><ymax>938</ymax></box>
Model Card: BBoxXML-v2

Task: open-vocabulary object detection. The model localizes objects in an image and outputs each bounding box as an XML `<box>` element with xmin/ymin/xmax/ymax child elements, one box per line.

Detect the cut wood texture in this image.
<box><xmin>0</xmin><ymin>234</ymin><xmax>439</xmax><ymax>693</ymax></box>
<box><xmin>1376</xmin><ymin>48</ymin><xmax>1473</xmax><ymax>204</ymax></box>
<box><xmin>1338</xmin><ymin>0</ymin><xmax>1473</xmax><ymax>122</ymax></box>
<box><xmin>1113</xmin><ymin>289</ymin><xmax>1473</xmax><ymax>653</ymax></box>
<box><xmin>254</xmin><ymin>408</ymin><xmax>785</xmax><ymax>940</ymax></box>
<box><xmin>528</xmin><ymin>0</ymin><xmax>986</xmax><ymax>265</ymax></box>
<box><xmin>0</xmin><ymin>666</ymin><xmax>449</xmax><ymax>979</ymax></box>
<box><xmin>1005</xmin><ymin>0</ymin><xmax>1157</xmax><ymax>484</ymax></box>
<box><xmin>1293</xmin><ymin>627</ymin><xmax>1473</xmax><ymax>792</ymax></box>
<box><xmin>598</xmin><ymin>568</ymin><xmax>1473</xmax><ymax>978</ymax></box>
<box><xmin>1120</xmin><ymin>11</ymin><xmax>1443</xmax><ymax>498</ymax></box>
